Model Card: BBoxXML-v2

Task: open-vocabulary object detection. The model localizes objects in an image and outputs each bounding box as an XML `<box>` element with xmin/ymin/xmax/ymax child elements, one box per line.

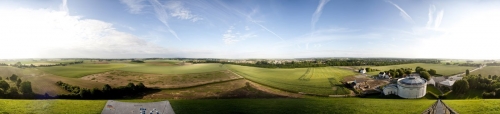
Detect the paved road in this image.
<box><xmin>434</xmin><ymin>100</ymin><xmax>445</xmax><ymax>114</ymax></box>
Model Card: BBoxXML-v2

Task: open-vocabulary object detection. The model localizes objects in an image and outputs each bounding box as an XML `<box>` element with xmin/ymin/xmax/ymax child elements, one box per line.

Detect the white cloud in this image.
<box><xmin>311</xmin><ymin>0</ymin><xmax>330</xmax><ymax>34</ymax></box>
<box><xmin>245</xmin><ymin>26</ymin><xmax>250</xmax><ymax>31</ymax></box>
<box><xmin>386</xmin><ymin>1</ymin><xmax>415</xmax><ymax>24</ymax></box>
<box><xmin>0</xmin><ymin>8</ymin><xmax>172</xmax><ymax>58</ymax></box>
<box><xmin>222</xmin><ymin>26</ymin><xmax>256</xmax><ymax>44</ymax></box>
<box><xmin>59</xmin><ymin>0</ymin><xmax>68</xmax><ymax>12</ymax></box>
<box><xmin>426</xmin><ymin>5</ymin><xmax>444</xmax><ymax>29</ymax></box>
<box><xmin>120</xmin><ymin>0</ymin><xmax>146</xmax><ymax>14</ymax></box>
<box><xmin>165</xmin><ymin>1</ymin><xmax>203</xmax><ymax>22</ymax></box>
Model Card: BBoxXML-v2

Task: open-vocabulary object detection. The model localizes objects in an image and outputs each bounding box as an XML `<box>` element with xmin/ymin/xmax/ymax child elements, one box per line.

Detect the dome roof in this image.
<box><xmin>398</xmin><ymin>76</ymin><xmax>427</xmax><ymax>85</ymax></box>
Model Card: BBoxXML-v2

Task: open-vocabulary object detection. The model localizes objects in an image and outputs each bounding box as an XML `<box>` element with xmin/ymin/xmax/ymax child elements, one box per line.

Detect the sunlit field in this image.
<box><xmin>471</xmin><ymin>66</ymin><xmax>500</xmax><ymax>76</ymax></box>
<box><xmin>364</xmin><ymin>63</ymin><xmax>475</xmax><ymax>76</ymax></box>
<box><xmin>444</xmin><ymin>99</ymin><xmax>500</xmax><ymax>114</ymax></box>
<box><xmin>226</xmin><ymin>65</ymin><xmax>356</xmax><ymax>95</ymax></box>
<box><xmin>0</xmin><ymin>98</ymin><xmax>435</xmax><ymax>114</ymax></box>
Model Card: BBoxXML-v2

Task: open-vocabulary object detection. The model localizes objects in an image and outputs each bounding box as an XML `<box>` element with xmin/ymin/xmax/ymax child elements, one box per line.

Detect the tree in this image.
<box><xmin>405</xmin><ymin>70</ymin><xmax>412</xmax><ymax>75</ymax></box>
<box><xmin>420</xmin><ymin>71</ymin><xmax>431</xmax><ymax>80</ymax></box>
<box><xmin>0</xmin><ymin>80</ymin><xmax>10</xmax><ymax>91</ymax></box>
<box><xmin>79</xmin><ymin>88</ymin><xmax>91</xmax><ymax>99</ymax></box>
<box><xmin>19</xmin><ymin>81</ymin><xmax>33</xmax><ymax>94</ymax></box>
<box><xmin>365</xmin><ymin>68</ymin><xmax>371</xmax><ymax>72</ymax></box>
<box><xmin>8</xmin><ymin>87</ymin><xmax>19</xmax><ymax>97</ymax></box>
<box><xmin>489</xmin><ymin>75</ymin><xmax>492</xmax><ymax>79</ymax></box>
<box><xmin>102</xmin><ymin>84</ymin><xmax>112</xmax><ymax>92</ymax></box>
<box><xmin>136</xmin><ymin>82</ymin><xmax>146</xmax><ymax>91</ymax></box>
<box><xmin>493</xmin><ymin>75</ymin><xmax>498</xmax><ymax>80</ymax></box>
<box><xmin>0</xmin><ymin>76</ymin><xmax>2</xmax><ymax>80</ymax></box>
<box><xmin>90</xmin><ymin>87</ymin><xmax>102</xmax><ymax>99</ymax></box>
<box><xmin>10</xmin><ymin>74</ymin><xmax>18</xmax><ymax>81</ymax></box>
<box><xmin>466</xmin><ymin>69</ymin><xmax>470</xmax><ymax>76</ymax></box>
<box><xmin>16</xmin><ymin>79</ymin><xmax>22</xmax><ymax>87</ymax></box>
<box><xmin>452</xmin><ymin>80</ymin><xmax>470</xmax><ymax>94</ymax></box>
<box><xmin>428</xmin><ymin>69</ymin><xmax>437</xmax><ymax>75</ymax></box>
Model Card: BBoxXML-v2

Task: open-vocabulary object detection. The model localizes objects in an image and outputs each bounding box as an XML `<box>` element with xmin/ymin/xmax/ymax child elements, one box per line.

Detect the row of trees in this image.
<box><xmin>0</xmin><ymin>74</ymin><xmax>34</xmax><ymax>99</ymax></box>
<box><xmin>376</xmin><ymin>66</ymin><xmax>434</xmax><ymax>80</ymax></box>
<box><xmin>452</xmin><ymin>74</ymin><xmax>500</xmax><ymax>98</ymax></box>
<box><xmin>55</xmin><ymin>81</ymin><xmax>148</xmax><ymax>99</ymax></box>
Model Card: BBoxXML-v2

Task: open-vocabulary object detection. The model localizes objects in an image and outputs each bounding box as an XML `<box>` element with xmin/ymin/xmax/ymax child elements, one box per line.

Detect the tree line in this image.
<box><xmin>0</xmin><ymin>74</ymin><xmax>34</xmax><ymax>99</ymax></box>
<box><xmin>55</xmin><ymin>81</ymin><xmax>149</xmax><ymax>99</ymax></box>
<box><xmin>452</xmin><ymin>74</ymin><xmax>500</xmax><ymax>98</ymax></box>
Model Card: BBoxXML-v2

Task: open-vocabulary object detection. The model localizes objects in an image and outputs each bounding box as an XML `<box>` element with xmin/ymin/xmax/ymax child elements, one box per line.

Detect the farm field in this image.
<box><xmin>38</xmin><ymin>63</ymin><xmax>127</xmax><ymax>78</ymax></box>
<box><xmin>444</xmin><ymin>99</ymin><xmax>500</xmax><ymax>114</ymax></box>
<box><xmin>363</xmin><ymin>63</ymin><xmax>475</xmax><ymax>76</ymax></box>
<box><xmin>0</xmin><ymin>66</ymin><xmax>106</xmax><ymax>96</ymax></box>
<box><xmin>118</xmin><ymin>63</ymin><xmax>226</xmax><ymax>75</ymax></box>
<box><xmin>80</xmin><ymin>70</ymin><xmax>242</xmax><ymax>88</ymax></box>
<box><xmin>471</xmin><ymin>66</ymin><xmax>500</xmax><ymax>76</ymax></box>
<box><xmin>0</xmin><ymin>98</ymin><xmax>435</xmax><ymax>114</ymax></box>
<box><xmin>226</xmin><ymin>65</ymin><xmax>356</xmax><ymax>95</ymax></box>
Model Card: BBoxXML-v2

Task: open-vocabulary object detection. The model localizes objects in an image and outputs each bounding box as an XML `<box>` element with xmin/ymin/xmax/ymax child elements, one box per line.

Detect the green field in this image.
<box><xmin>444</xmin><ymin>99</ymin><xmax>500</xmax><ymax>114</ymax></box>
<box><xmin>118</xmin><ymin>63</ymin><xmax>226</xmax><ymax>74</ymax></box>
<box><xmin>38</xmin><ymin>64</ymin><xmax>126</xmax><ymax>78</ymax></box>
<box><xmin>226</xmin><ymin>65</ymin><xmax>356</xmax><ymax>95</ymax></box>
<box><xmin>471</xmin><ymin>66</ymin><xmax>500</xmax><ymax>76</ymax></box>
<box><xmin>364</xmin><ymin>63</ymin><xmax>475</xmax><ymax>76</ymax></box>
<box><xmin>0</xmin><ymin>98</ymin><xmax>435</xmax><ymax>114</ymax></box>
<box><xmin>427</xmin><ymin>86</ymin><xmax>442</xmax><ymax>95</ymax></box>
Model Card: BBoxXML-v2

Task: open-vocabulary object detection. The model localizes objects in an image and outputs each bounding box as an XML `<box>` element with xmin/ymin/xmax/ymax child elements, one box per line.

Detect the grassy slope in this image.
<box><xmin>226</xmin><ymin>65</ymin><xmax>356</xmax><ymax>95</ymax></box>
<box><xmin>444</xmin><ymin>99</ymin><xmax>500</xmax><ymax>114</ymax></box>
<box><xmin>38</xmin><ymin>64</ymin><xmax>126</xmax><ymax>78</ymax></box>
<box><xmin>0</xmin><ymin>98</ymin><xmax>435</xmax><ymax>114</ymax></box>
<box><xmin>471</xmin><ymin>66</ymin><xmax>500</xmax><ymax>76</ymax></box>
<box><xmin>118</xmin><ymin>63</ymin><xmax>226</xmax><ymax>75</ymax></box>
<box><xmin>365</xmin><ymin>63</ymin><xmax>475</xmax><ymax>76</ymax></box>
<box><xmin>427</xmin><ymin>86</ymin><xmax>442</xmax><ymax>94</ymax></box>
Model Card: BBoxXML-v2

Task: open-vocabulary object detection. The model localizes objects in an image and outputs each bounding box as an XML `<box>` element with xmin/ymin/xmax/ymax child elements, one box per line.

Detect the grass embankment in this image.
<box><xmin>364</xmin><ymin>63</ymin><xmax>475</xmax><ymax>76</ymax></box>
<box><xmin>444</xmin><ymin>99</ymin><xmax>500</xmax><ymax>114</ymax></box>
<box><xmin>0</xmin><ymin>98</ymin><xmax>435</xmax><ymax>114</ymax></box>
<box><xmin>226</xmin><ymin>65</ymin><xmax>356</xmax><ymax>95</ymax></box>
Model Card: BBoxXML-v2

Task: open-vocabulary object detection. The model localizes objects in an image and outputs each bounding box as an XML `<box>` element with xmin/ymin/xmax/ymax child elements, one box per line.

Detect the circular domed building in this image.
<box><xmin>383</xmin><ymin>74</ymin><xmax>427</xmax><ymax>99</ymax></box>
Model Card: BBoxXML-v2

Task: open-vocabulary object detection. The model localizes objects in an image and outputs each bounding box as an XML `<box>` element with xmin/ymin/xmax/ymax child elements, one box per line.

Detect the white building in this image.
<box><xmin>378</xmin><ymin>72</ymin><xmax>390</xmax><ymax>79</ymax></box>
<box><xmin>359</xmin><ymin>69</ymin><xmax>366</xmax><ymax>74</ymax></box>
<box><xmin>383</xmin><ymin>74</ymin><xmax>427</xmax><ymax>99</ymax></box>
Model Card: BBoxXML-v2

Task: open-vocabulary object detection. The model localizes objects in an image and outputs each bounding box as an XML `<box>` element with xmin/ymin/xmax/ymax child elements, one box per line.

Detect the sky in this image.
<box><xmin>1</xmin><ymin>0</ymin><xmax>500</xmax><ymax>59</ymax></box>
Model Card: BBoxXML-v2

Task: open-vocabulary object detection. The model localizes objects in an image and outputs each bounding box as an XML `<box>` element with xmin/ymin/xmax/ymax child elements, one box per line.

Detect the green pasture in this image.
<box><xmin>226</xmin><ymin>65</ymin><xmax>356</xmax><ymax>95</ymax></box>
<box><xmin>38</xmin><ymin>64</ymin><xmax>126</xmax><ymax>78</ymax></box>
<box><xmin>471</xmin><ymin>66</ymin><xmax>500</xmax><ymax>76</ymax></box>
<box><xmin>118</xmin><ymin>63</ymin><xmax>225</xmax><ymax>75</ymax></box>
<box><xmin>364</xmin><ymin>63</ymin><xmax>475</xmax><ymax>76</ymax></box>
<box><xmin>0</xmin><ymin>98</ymin><xmax>435</xmax><ymax>114</ymax></box>
<box><xmin>444</xmin><ymin>99</ymin><xmax>500</xmax><ymax>114</ymax></box>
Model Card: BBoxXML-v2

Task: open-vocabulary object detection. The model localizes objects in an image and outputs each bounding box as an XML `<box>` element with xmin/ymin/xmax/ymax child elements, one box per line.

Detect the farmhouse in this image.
<box><xmin>383</xmin><ymin>74</ymin><xmax>427</xmax><ymax>99</ymax></box>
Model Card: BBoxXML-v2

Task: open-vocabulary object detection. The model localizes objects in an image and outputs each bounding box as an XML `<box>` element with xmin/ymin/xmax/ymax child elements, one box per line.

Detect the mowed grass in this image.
<box><xmin>226</xmin><ymin>65</ymin><xmax>356</xmax><ymax>95</ymax></box>
<box><xmin>118</xmin><ymin>63</ymin><xmax>226</xmax><ymax>75</ymax></box>
<box><xmin>365</xmin><ymin>63</ymin><xmax>475</xmax><ymax>76</ymax></box>
<box><xmin>427</xmin><ymin>86</ymin><xmax>442</xmax><ymax>95</ymax></box>
<box><xmin>444</xmin><ymin>99</ymin><xmax>500</xmax><ymax>114</ymax></box>
<box><xmin>471</xmin><ymin>66</ymin><xmax>500</xmax><ymax>76</ymax></box>
<box><xmin>0</xmin><ymin>98</ymin><xmax>435</xmax><ymax>114</ymax></box>
<box><xmin>38</xmin><ymin>63</ymin><xmax>126</xmax><ymax>78</ymax></box>
<box><xmin>0</xmin><ymin>99</ymin><xmax>106</xmax><ymax>114</ymax></box>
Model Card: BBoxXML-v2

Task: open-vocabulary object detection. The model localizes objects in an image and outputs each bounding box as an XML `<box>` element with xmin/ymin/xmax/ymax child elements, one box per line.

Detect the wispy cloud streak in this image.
<box><xmin>252</xmin><ymin>21</ymin><xmax>284</xmax><ymax>41</ymax></box>
<box><xmin>311</xmin><ymin>0</ymin><xmax>330</xmax><ymax>35</ymax></box>
<box><xmin>426</xmin><ymin>5</ymin><xmax>444</xmax><ymax>29</ymax></box>
<box><xmin>386</xmin><ymin>1</ymin><xmax>415</xmax><ymax>24</ymax></box>
<box><xmin>59</xmin><ymin>0</ymin><xmax>68</xmax><ymax>12</ymax></box>
<box><xmin>120</xmin><ymin>0</ymin><xmax>145</xmax><ymax>14</ymax></box>
<box><xmin>148</xmin><ymin>0</ymin><xmax>181</xmax><ymax>41</ymax></box>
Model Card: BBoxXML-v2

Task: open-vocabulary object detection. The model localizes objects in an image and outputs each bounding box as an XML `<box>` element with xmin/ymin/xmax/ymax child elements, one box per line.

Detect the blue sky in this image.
<box><xmin>1</xmin><ymin>0</ymin><xmax>500</xmax><ymax>59</ymax></box>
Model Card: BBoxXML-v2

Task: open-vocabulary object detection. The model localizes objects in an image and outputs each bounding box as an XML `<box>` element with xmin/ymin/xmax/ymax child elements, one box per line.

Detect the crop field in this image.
<box><xmin>226</xmin><ymin>65</ymin><xmax>356</xmax><ymax>95</ymax></box>
<box><xmin>0</xmin><ymin>98</ymin><xmax>435</xmax><ymax>114</ymax></box>
<box><xmin>118</xmin><ymin>63</ymin><xmax>225</xmax><ymax>75</ymax></box>
<box><xmin>80</xmin><ymin>70</ymin><xmax>241</xmax><ymax>88</ymax></box>
<box><xmin>444</xmin><ymin>99</ymin><xmax>500</xmax><ymax>114</ymax></box>
<box><xmin>38</xmin><ymin>64</ymin><xmax>126</xmax><ymax>78</ymax></box>
<box><xmin>471</xmin><ymin>66</ymin><xmax>500</xmax><ymax>76</ymax></box>
<box><xmin>364</xmin><ymin>63</ymin><xmax>475</xmax><ymax>76</ymax></box>
<box><xmin>0</xmin><ymin>66</ymin><xmax>105</xmax><ymax>96</ymax></box>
